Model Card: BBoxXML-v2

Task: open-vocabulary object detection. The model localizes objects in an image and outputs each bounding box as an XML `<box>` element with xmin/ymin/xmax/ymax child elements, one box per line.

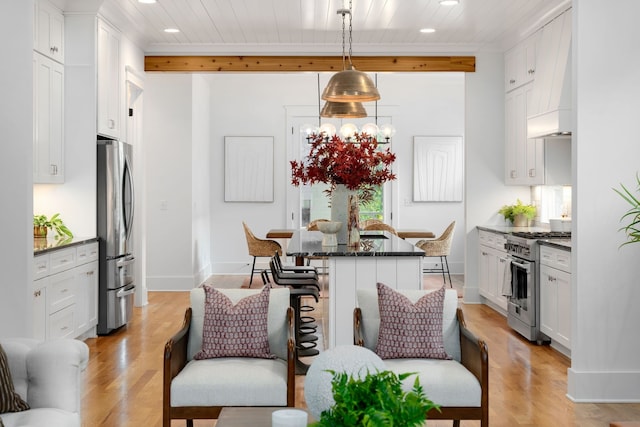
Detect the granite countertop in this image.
<box><xmin>34</xmin><ymin>236</ymin><xmax>99</xmax><ymax>255</ymax></box>
<box><xmin>286</xmin><ymin>230</ymin><xmax>424</xmax><ymax>257</ymax></box>
<box><xmin>478</xmin><ymin>224</ymin><xmax>572</xmax><ymax>250</ymax></box>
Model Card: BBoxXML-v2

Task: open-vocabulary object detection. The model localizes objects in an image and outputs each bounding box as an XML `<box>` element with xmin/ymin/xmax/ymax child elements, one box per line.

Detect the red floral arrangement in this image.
<box><xmin>290</xmin><ymin>133</ymin><xmax>396</xmax><ymax>194</ymax></box>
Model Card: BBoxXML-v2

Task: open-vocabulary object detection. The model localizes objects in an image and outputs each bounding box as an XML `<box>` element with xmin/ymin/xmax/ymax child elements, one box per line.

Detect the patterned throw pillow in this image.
<box><xmin>194</xmin><ymin>285</ymin><xmax>274</xmax><ymax>360</ymax></box>
<box><xmin>0</xmin><ymin>342</ymin><xmax>30</xmax><ymax>414</ymax></box>
<box><xmin>375</xmin><ymin>283</ymin><xmax>451</xmax><ymax>360</ymax></box>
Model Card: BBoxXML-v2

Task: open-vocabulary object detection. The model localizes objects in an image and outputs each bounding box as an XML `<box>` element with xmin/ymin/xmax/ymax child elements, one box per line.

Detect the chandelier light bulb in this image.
<box><xmin>361</xmin><ymin>123</ymin><xmax>379</xmax><ymax>139</ymax></box>
<box><xmin>380</xmin><ymin>123</ymin><xmax>396</xmax><ymax>139</ymax></box>
<box><xmin>300</xmin><ymin>123</ymin><xmax>319</xmax><ymax>136</ymax></box>
<box><xmin>319</xmin><ymin>123</ymin><xmax>337</xmax><ymax>136</ymax></box>
<box><xmin>340</xmin><ymin>123</ymin><xmax>358</xmax><ymax>140</ymax></box>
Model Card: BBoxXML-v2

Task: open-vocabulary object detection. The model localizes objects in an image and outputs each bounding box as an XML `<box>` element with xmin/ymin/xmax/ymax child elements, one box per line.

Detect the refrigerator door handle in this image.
<box><xmin>116</xmin><ymin>284</ymin><xmax>136</xmax><ymax>298</ymax></box>
<box><xmin>116</xmin><ymin>256</ymin><xmax>135</xmax><ymax>269</ymax></box>
<box><xmin>123</xmin><ymin>153</ymin><xmax>135</xmax><ymax>242</ymax></box>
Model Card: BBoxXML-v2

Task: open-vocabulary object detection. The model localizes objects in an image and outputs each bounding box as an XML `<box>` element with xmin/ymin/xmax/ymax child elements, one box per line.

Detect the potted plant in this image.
<box><xmin>499</xmin><ymin>199</ymin><xmax>536</xmax><ymax>227</ymax></box>
<box><xmin>309</xmin><ymin>369</ymin><xmax>439</xmax><ymax>427</ymax></box>
<box><xmin>33</xmin><ymin>213</ymin><xmax>73</xmax><ymax>239</ymax></box>
<box><xmin>614</xmin><ymin>173</ymin><xmax>640</xmax><ymax>246</ymax></box>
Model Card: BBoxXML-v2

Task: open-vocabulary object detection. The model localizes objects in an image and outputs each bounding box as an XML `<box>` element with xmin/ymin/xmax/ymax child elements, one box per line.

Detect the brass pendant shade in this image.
<box><xmin>321</xmin><ymin>67</ymin><xmax>380</xmax><ymax>103</ymax></box>
<box><xmin>320</xmin><ymin>100</ymin><xmax>367</xmax><ymax>118</ymax></box>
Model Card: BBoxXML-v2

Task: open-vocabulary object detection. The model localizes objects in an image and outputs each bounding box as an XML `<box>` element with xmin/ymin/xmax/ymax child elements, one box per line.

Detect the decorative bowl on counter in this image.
<box><xmin>316</xmin><ymin>221</ymin><xmax>342</xmax><ymax>247</ymax></box>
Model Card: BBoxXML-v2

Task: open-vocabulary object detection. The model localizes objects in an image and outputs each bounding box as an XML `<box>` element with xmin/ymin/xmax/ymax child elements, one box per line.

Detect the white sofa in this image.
<box><xmin>354</xmin><ymin>288</ymin><xmax>489</xmax><ymax>427</ymax></box>
<box><xmin>0</xmin><ymin>338</ymin><xmax>89</xmax><ymax>427</ymax></box>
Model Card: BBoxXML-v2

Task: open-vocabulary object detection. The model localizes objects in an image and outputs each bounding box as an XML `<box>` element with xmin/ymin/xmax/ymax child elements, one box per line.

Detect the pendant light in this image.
<box><xmin>321</xmin><ymin>1</ymin><xmax>380</xmax><ymax>103</ymax></box>
<box><xmin>320</xmin><ymin>101</ymin><xmax>367</xmax><ymax>118</ymax></box>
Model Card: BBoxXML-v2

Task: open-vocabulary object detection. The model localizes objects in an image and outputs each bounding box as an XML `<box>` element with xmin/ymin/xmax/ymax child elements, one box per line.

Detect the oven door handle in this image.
<box><xmin>509</xmin><ymin>258</ymin><xmax>531</xmax><ymax>270</ymax></box>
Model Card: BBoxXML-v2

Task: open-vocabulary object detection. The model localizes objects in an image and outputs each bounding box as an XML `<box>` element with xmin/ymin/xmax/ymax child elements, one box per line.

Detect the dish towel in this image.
<box><xmin>501</xmin><ymin>257</ymin><xmax>513</xmax><ymax>297</ymax></box>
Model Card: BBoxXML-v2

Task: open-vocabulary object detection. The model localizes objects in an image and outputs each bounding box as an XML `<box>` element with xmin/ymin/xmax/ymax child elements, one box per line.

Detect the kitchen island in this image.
<box><xmin>286</xmin><ymin>230</ymin><xmax>424</xmax><ymax>348</ymax></box>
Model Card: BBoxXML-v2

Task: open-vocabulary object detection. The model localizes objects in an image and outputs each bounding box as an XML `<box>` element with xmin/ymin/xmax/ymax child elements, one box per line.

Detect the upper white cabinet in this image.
<box><xmin>33</xmin><ymin>51</ymin><xmax>64</xmax><ymax>184</ymax></box>
<box><xmin>504</xmin><ymin>31</ymin><xmax>539</xmax><ymax>93</ymax></box>
<box><xmin>34</xmin><ymin>0</ymin><xmax>64</xmax><ymax>63</ymax></box>
<box><xmin>97</xmin><ymin>18</ymin><xmax>121</xmax><ymax>138</ymax></box>
<box><xmin>505</xmin><ymin>83</ymin><xmax>544</xmax><ymax>185</ymax></box>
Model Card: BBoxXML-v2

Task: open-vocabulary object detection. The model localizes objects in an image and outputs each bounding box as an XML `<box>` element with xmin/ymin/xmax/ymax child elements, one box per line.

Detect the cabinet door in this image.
<box><xmin>555</xmin><ymin>269</ymin><xmax>571</xmax><ymax>349</ymax></box>
<box><xmin>32</xmin><ymin>279</ymin><xmax>47</xmax><ymax>341</ymax></box>
<box><xmin>35</xmin><ymin>0</ymin><xmax>64</xmax><ymax>63</ymax></box>
<box><xmin>33</xmin><ymin>52</ymin><xmax>64</xmax><ymax>183</ymax></box>
<box><xmin>75</xmin><ymin>260</ymin><xmax>98</xmax><ymax>335</ymax></box>
<box><xmin>505</xmin><ymin>83</ymin><xmax>544</xmax><ymax>186</ymax></box>
<box><xmin>539</xmin><ymin>265</ymin><xmax>558</xmax><ymax>339</ymax></box>
<box><xmin>97</xmin><ymin>19</ymin><xmax>121</xmax><ymax>138</ymax></box>
<box><xmin>478</xmin><ymin>245</ymin><xmax>491</xmax><ymax>296</ymax></box>
<box><xmin>495</xmin><ymin>253</ymin><xmax>509</xmax><ymax>310</ymax></box>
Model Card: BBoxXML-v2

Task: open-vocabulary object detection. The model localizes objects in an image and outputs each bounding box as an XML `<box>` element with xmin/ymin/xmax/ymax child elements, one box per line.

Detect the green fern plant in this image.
<box><xmin>310</xmin><ymin>369</ymin><xmax>439</xmax><ymax>427</ymax></box>
<box><xmin>614</xmin><ymin>173</ymin><xmax>640</xmax><ymax>246</ymax></box>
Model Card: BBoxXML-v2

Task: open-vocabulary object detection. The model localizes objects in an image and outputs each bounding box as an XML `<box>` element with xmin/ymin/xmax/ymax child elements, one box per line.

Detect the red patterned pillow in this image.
<box><xmin>375</xmin><ymin>283</ymin><xmax>450</xmax><ymax>360</ymax></box>
<box><xmin>194</xmin><ymin>285</ymin><xmax>274</xmax><ymax>359</ymax></box>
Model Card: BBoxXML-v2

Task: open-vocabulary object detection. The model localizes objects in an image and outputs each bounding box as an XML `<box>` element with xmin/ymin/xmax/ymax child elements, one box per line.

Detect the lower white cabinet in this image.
<box><xmin>539</xmin><ymin>245</ymin><xmax>571</xmax><ymax>354</ymax></box>
<box><xmin>31</xmin><ymin>241</ymin><xmax>99</xmax><ymax>340</ymax></box>
<box><xmin>478</xmin><ymin>230</ymin><xmax>509</xmax><ymax>312</ymax></box>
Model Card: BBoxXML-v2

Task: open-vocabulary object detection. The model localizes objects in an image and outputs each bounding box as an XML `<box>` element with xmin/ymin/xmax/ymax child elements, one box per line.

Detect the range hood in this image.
<box><xmin>527</xmin><ymin>9</ymin><xmax>572</xmax><ymax>139</ymax></box>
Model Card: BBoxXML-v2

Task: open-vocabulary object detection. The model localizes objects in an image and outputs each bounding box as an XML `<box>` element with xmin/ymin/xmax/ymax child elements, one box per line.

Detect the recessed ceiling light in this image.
<box><xmin>164</xmin><ymin>28</ymin><xmax>180</xmax><ymax>33</ymax></box>
<box><xmin>439</xmin><ymin>0</ymin><xmax>459</xmax><ymax>5</ymax></box>
<box><xmin>420</xmin><ymin>28</ymin><xmax>436</xmax><ymax>34</ymax></box>
<box><xmin>138</xmin><ymin>0</ymin><xmax>157</xmax><ymax>3</ymax></box>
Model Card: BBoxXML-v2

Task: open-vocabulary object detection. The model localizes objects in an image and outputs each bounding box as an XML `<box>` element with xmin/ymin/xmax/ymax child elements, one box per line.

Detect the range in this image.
<box><xmin>504</xmin><ymin>231</ymin><xmax>571</xmax><ymax>343</ymax></box>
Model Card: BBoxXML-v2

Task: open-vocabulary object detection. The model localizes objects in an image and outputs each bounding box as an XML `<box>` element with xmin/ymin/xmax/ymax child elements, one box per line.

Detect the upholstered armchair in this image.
<box><xmin>163</xmin><ymin>287</ymin><xmax>295</xmax><ymax>427</ymax></box>
<box><xmin>0</xmin><ymin>338</ymin><xmax>89</xmax><ymax>427</ymax></box>
<box><xmin>353</xmin><ymin>287</ymin><xmax>489</xmax><ymax>427</ymax></box>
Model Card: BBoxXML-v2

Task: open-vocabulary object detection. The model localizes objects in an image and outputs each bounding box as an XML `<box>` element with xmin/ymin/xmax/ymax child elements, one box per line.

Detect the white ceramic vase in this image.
<box><xmin>331</xmin><ymin>184</ymin><xmax>357</xmax><ymax>245</ymax></box>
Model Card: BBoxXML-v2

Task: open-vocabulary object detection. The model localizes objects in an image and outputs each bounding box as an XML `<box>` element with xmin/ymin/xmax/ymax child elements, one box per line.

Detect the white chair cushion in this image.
<box><xmin>384</xmin><ymin>358</ymin><xmax>481</xmax><ymax>407</ymax></box>
<box><xmin>188</xmin><ymin>287</ymin><xmax>290</xmax><ymax>361</ymax></box>
<box><xmin>356</xmin><ymin>288</ymin><xmax>461</xmax><ymax>361</ymax></box>
<box><xmin>170</xmin><ymin>357</ymin><xmax>289</xmax><ymax>407</ymax></box>
<box><xmin>0</xmin><ymin>408</ymin><xmax>80</xmax><ymax>427</ymax></box>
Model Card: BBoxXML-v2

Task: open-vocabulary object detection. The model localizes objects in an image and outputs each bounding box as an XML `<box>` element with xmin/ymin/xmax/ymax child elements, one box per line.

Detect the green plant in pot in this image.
<box><xmin>499</xmin><ymin>199</ymin><xmax>536</xmax><ymax>227</ymax></box>
<box><xmin>310</xmin><ymin>369</ymin><xmax>439</xmax><ymax>427</ymax></box>
<box><xmin>614</xmin><ymin>173</ymin><xmax>640</xmax><ymax>246</ymax></box>
<box><xmin>33</xmin><ymin>213</ymin><xmax>73</xmax><ymax>239</ymax></box>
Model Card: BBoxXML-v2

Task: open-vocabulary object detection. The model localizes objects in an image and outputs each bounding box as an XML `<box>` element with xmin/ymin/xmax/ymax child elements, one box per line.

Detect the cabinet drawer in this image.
<box><xmin>49</xmin><ymin>247</ymin><xmax>76</xmax><ymax>274</ymax></box>
<box><xmin>49</xmin><ymin>305</ymin><xmax>75</xmax><ymax>339</ymax></box>
<box><xmin>77</xmin><ymin>242</ymin><xmax>99</xmax><ymax>264</ymax></box>
<box><xmin>540</xmin><ymin>245</ymin><xmax>571</xmax><ymax>272</ymax></box>
<box><xmin>33</xmin><ymin>254</ymin><xmax>50</xmax><ymax>280</ymax></box>
<box><xmin>479</xmin><ymin>230</ymin><xmax>507</xmax><ymax>251</ymax></box>
<box><xmin>48</xmin><ymin>269</ymin><xmax>76</xmax><ymax>314</ymax></box>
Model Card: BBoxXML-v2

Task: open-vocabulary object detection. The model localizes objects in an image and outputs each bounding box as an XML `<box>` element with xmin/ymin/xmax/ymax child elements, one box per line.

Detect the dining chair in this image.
<box><xmin>242</xmin><ymin>221</ymin><xmax>282</xmax><ymax>287</ymax></box>
<box><xmin>416</xmin><ymin>221</ymin><xmax>456</xmax><ymax>287</ymax></box>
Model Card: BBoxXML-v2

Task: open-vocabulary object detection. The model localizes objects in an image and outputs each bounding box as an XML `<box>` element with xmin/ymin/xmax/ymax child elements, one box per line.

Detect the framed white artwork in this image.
<box><xmin>413</xmin><ymin>136</ymin><xmax>464</xmax><ymax>202</ymax></box>
<box><xmin>224</xmin><ymin>136</ymin><xmax>274</xmax><ymax>202</ymax></box>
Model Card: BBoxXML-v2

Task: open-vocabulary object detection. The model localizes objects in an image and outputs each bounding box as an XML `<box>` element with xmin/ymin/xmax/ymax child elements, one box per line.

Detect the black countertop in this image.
<box><xmin>34</xmin><ymin>236</ymin><xmax>99</xmax><ymax>255</ymax></box>
<box><xmin>478</xmin><ymin>225</ymin><xmax>572</xmax><ymax>250</ymax></box>
<box><xmin>286</xmin><ymin>230</ymin><xmax>425</xmax><ymax>257</ymax></box>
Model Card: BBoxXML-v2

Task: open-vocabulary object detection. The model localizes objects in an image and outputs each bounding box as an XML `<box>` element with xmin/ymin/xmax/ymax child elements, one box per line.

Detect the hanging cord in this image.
<box><xmin>317</xmin><ymin>73</ymin><xmax>321</xmax><ymax>128</ymax></box>
<box><xmin>348</xmin><ymin>0</ymin><xmax>353</xmax><ymax>67</ymax></box>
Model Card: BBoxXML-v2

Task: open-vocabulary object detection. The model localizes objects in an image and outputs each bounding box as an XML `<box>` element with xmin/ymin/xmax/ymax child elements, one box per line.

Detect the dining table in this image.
<box><xmin>266</xmin><ymin>228</ymin><xmax>435</xmax><ymax>240</ymax></box>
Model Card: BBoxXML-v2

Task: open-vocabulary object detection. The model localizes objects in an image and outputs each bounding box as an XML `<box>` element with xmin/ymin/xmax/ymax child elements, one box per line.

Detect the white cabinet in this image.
<box><xmin>504</xmin><ymin>31</ymin><xmax>539</xmax><ymax>92</ymax></box>
<box><xmin>97</xmin><ymin>19</ymin><xmax>121</xmax><ymax>138</ymax></box>
<box><xmin>33</xmin><ymin>52</ymin><xmax>64</xmax><ymax>183</ymax></box>
<box><xmin>31</xmin><ymin>241</ymin><xmax>99</xmax><ymax>340</ymax></box>
<box><xmin>505</xmin><ymin>83</ymin><xmax>544</xmax><ymax>186</ymax></box>
<box><xmin>539</xmin><ymin>245</ymin><xmax>571</xmax><ymax>355</ymax></box>
<box><xmin>478</xmin><ymin>230</ymin><xmax>509</xmax><ymax>312</ymax></box>
<box><xmin>34</xmin><ymin>0</ymin><xmax>64</xmax><ymax>63</ymax></box>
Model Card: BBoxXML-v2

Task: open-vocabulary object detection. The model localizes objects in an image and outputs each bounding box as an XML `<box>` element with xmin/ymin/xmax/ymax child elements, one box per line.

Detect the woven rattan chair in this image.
<box><xmin>416</xmin><ymin>221</ymin><xmax>456</xmax><ymax>287</ymax></box>
<box><xmin>359</xmin><ymin>218</ymin><xmax>383</xmax><ymax>229</ymax></box>
<box><xmin>242</xmin><ymin>221</ymin><xmax>282</xmax><ymax>287</ymax></box>
<box><xmin>362</xmin><ymin>221</ymin><xmax>398</xmax><ymax>236</ymax></box>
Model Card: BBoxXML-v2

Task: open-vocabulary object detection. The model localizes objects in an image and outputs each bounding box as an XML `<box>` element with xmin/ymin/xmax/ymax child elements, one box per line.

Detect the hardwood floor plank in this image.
<box><xmin>80</xmin><ymin>276</ymin><xmax>640</xmax><ymax>426</ymax></box>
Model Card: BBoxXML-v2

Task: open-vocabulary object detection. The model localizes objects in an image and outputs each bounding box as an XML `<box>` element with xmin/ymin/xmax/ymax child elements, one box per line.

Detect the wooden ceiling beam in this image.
<box><xmin>144</xmin><ymin>55</ymin><xmax>475</xmax><ymax>73</ymax></box>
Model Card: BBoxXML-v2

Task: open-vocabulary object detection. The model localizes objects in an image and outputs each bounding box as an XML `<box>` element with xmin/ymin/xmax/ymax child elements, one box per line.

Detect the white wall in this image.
<box><xmin>0</xmin><ymin>0</ymin><xmax>34</xmax><ymax>337</ymax></box>
<box><xmin>464</xmin><ymin>51</ymin><xmax>530</xmax><ymax>303</ymax></box>
<box><xmin>568</xmin><ymin>0</ymin><xmax>640</xmax><ymax>401</ymax></box>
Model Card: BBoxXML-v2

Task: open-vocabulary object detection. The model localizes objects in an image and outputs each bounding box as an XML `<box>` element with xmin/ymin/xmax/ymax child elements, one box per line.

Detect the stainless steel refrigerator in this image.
<box><xmin>97</xmin><ymin>136</ymin><xmax>135</xmax><ymax>335</ymax></box>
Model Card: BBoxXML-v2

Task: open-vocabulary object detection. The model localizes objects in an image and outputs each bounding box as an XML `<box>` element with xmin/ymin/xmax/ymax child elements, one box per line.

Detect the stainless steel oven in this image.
<box><xmin>504</xmin><ymin>231</ymin><xmax>569</xmax><ymax>344</ymax></box>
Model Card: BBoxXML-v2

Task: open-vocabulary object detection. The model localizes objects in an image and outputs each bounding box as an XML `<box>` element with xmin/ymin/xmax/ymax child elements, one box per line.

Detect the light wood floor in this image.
<box><xmin>81</xmin><ymin>275</ymin><xmax>640</xmax><ymax>426</ymax></box>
